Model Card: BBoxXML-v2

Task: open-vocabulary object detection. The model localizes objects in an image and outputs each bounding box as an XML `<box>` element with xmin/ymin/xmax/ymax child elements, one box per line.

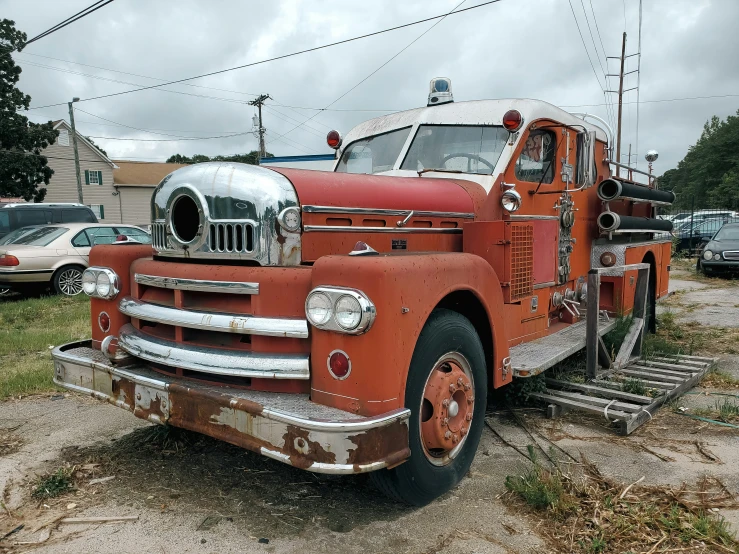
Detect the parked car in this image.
<box><xmin>698</xmin><ymin>222</ymin><xmax>739</xmax><ymax>274</ymax></box>
<box><xmin>0</xmin><ymin>203</ymin><xmax>98</xmax><ymax>242</ymax></box>
<box><xmin>0</xmin><ymin>223</ymin><xmax>150</xmax><ymax>296</ymax></box>
<box><xmin>675</xmin><ymin>218</ymin><xmax>734</xmax><ymax>252</ymax></box>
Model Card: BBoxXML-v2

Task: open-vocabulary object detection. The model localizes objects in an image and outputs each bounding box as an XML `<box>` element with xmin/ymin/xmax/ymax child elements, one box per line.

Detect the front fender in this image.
<box><xmin>309</xmin><ymin>252</ymin><xmax>509</xmax><ymax>416</ymax></box>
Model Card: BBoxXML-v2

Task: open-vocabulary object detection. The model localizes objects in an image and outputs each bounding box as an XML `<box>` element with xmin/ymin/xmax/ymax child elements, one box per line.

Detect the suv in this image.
<box><xmin>0</xmin><ymin>203</ymin><xmax>98</xmax><ymax>241</ymax></box>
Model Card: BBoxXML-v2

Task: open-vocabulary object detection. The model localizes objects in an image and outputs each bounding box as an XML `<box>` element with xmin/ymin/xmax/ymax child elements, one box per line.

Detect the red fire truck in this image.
<box><xmin>52</xmin><ymin>78</ymin><xmax>673</xmax><ymax>505</ymax></box>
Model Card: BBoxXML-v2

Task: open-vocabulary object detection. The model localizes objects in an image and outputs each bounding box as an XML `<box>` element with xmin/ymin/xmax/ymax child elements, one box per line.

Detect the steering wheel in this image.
<box><xmin>440</xmin><ymin>153</ymin><xmax>495</xmax><ymax>172</ymax></box>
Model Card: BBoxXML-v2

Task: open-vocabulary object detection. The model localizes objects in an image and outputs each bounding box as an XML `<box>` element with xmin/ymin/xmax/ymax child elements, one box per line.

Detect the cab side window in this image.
<box><xmin>71</xmin><ymin>231</ymin><xmax>91</xmax><ymax>247</ymax></box>
<box><xmin>515</xmin><ymin>130</ymin><xmax>556</xmax><ymax>184</ymax></box>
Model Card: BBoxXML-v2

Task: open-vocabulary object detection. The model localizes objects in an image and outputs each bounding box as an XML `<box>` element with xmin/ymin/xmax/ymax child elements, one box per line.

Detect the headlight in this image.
<box><xmin>82</xmin><ymin>270</ymin><xmax>97</xmax><ymax>295</ymax></box>
<box><xmin>306</xmin><ymin>291</ymin><xmax>332</xmax><ymax>325</ymax></box>
<box><xmin>714</xmin><ymin>253</ymin><xmax>721</xmax><ymax>261</ymax></box>
<box><xmin>277</xmin><ymin>206</ymin><xmax>301</xmax><ymax>232</ymax></box>
<box><xmin>82</xmin><ymin>267</ymin><xmax>120</xmax><ymax>299</ymax></box>
<box><xmin>305</xmin><ymin>287</ymin><xmax>375</xmax><ymax>335</ymax></box>
<box><xmin>703</xmin><ymin>250</ymin><xmax>713</xmax><ymax>261</ymax></box>
<box><xmin>335</xmin><ymin>295</ymin><xmax>362</xmax><ymax>330</ymax></box>
<box><xmin>501</xmin><ymin>190</ymin><xmax>522</xmax><ymax>212</ymax></box>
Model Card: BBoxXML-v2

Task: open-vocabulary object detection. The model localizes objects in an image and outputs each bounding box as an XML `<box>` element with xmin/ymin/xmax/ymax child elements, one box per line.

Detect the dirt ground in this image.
<box><xmin>2</xmin><ymin>264</ymin><xmax>739</xmax><ymax>553</ymax></box>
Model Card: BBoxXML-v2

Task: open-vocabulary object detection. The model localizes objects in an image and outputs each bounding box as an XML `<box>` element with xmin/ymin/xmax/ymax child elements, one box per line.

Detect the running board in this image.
<box><xmin>530</xmin><ymin>354</ymin><xmax>718</xmax><ymax>435</ymax></box>
<box><xmin>510</xmin><ymin>318</ymin><xmax>618</xmax><ymax>377</ymax></box>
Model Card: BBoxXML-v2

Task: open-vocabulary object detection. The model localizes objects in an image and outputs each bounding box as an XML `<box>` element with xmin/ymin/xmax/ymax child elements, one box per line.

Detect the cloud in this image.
<box><xmin>3</xmin><ymin>0</ymin><xmax>737</xmax><ymax>173</ymax></box>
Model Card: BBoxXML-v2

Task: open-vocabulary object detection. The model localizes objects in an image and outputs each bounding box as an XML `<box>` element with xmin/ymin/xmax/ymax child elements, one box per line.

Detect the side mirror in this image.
<box><xmin>576</xmin><ymin>130</ymin><xmax>597</xmax><ymax>188</ymax></box>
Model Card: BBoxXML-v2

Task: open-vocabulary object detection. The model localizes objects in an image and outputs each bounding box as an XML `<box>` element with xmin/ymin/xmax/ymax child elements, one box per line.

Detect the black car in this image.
<box><xmin>698</xmin><ymin>222</ymin><xmax>739</xmax><ymax>273</ymax></box>
<box><xmin>0</xmin><ymin>203</ymin><xmax>98</xmax><ymax>241</ymax></box>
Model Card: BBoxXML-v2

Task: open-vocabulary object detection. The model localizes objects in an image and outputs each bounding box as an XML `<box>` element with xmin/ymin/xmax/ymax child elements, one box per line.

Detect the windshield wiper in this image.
<box><xmin>417</xmin><ymin>168</ymin><xmax>464</xmax><ymax>176</ymax></box>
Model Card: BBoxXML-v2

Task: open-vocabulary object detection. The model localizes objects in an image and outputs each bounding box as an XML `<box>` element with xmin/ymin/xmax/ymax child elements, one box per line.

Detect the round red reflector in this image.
<box><xmin>502</xmin><ymin>109</ymin><xmax>523</xmax><ymax>132</ymax></box>
<box><xmin>98</xmin><ymin>311</ymin><xmax>111</xmax><ymax>333</ymax></box>
<box><xmin>328</xmin><ymin>350</ymin><xmax>351</xmax><ymax>379</ymax></box>
<box><xmin>326</xmin><ymin>130</ymin><xmax>342</xmax><ymax>149</ymax></box>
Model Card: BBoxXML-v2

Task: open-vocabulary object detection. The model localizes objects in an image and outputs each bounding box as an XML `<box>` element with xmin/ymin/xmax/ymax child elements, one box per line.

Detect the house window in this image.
<box><xmin>58</xmin><ymin>129</ymin><xmax>69</xmax><ymax>146</ymax></box>
<box><xmin>84</xmin><ymin>169</ymin><xmax>103</xmax><ymax>185</ymax></box>
<box><xmin>87</xmin><ymin>204</ymin><xmax>105</xmax><ymax>220</ymax></box>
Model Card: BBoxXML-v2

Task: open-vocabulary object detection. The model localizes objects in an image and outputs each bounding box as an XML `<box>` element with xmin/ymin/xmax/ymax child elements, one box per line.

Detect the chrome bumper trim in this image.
<box><xmin>135</xmin><ymin>273</ymin><xmax>259</xmax><ymax>295</ymax></box>
<box><xmin>119</xmin><ymin>296</ymin><xmax>308</xmax><ymax>339</ymax></box>
<box><xmin>51</xmin><ymin>340</ymin><xmax>411</xmax><ymax>474</ymax></box>
<box><xmin>303</xmin><ymin>225</ymin><xmax>462</xmax><ymax>234</ymax></box>
<box><xmin>117</xmin><ymin>323</ymin><xmax>310</xmax><ymax>379</ymax></box>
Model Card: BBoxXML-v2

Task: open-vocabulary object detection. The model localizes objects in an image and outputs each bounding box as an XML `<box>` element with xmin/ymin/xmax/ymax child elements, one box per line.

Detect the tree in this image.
<box><xmin>85</xmin><ymin>137</ymin><xmax>108</xmax><ymax>157</ymax></box>
<box><xmin>165</xmin><ymin>150</ymin><xmax>272</xmax><ymax>165</ymax></box>
<box><xmin>0</xmin><ymin>20</ymin><xmax>59</xmax><ymax>202</ymax></box>
<box><xmin>659</xmin><ymin>110</ymin><xmax>739</xmax><ymax>209</ymax></box>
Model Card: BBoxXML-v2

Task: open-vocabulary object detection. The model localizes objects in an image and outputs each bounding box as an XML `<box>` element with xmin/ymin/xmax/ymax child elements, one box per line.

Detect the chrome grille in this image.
<box><xmin>723</xmin><ymin>251</ymin><xmax>739</xmax><ymax>261</ymax></box>
<box><xmin>207</xmin><ymin>222</ymin><xmax>254</xmax><ymax>253</ymax></box>
<box><xmin>152</xmin><ymin>222</ymin><xmax>167</xmax><ymax>249</ymax></box>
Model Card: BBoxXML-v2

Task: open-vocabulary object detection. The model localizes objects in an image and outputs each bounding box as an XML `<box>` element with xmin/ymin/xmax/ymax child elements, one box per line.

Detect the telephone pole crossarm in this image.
<box><xmin>248</xmin><ymin>94</ymin><xmax>271</xmax><ymax>160</ymax></box>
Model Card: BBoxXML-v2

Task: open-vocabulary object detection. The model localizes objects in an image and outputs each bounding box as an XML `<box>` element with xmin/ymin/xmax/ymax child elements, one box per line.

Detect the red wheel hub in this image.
<box><xmin>421</xmin><ymin>359</ymin><xmax>474</xmax><ymax>455</ymax></box>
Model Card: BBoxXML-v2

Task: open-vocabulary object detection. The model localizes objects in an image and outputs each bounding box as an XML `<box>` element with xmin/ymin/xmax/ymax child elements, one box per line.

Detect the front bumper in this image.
<box><xmin>701</xmin><ymin>260</ymin><xmax>739</xmax><ymax>271</ymax></box>
<box><xmin>52</xmin><ymin>340</ymin><xmax>411</xmax><ymax>474</ymax></box>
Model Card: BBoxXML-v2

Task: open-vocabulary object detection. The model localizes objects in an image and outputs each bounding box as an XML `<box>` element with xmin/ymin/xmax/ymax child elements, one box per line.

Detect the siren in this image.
<box><xmin>427</xmin><ymin>77</ymin><xmax>453</xmax><ymax>106</ymax></box>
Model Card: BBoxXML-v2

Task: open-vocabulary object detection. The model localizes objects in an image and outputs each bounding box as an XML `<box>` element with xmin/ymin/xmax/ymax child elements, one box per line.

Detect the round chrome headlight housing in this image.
<box><xmin>277</xmin><ymin>206</ymin><xmax>301</xmax><ymax>232</ymax></box>
<box><xmin>334</xmin><ymin>295</ymin><xmax>362</xmax><ymax>330</ymax></box>
<box><xmin>306</xmin><ymin>291</ymin><xmax>332</xmax><ymax>326</ymax></box>
<box><xmin>703</xmin><ymin>250</ymin><xmax>713</xmax><ymax>261</ymax></box>
<box><xmin>82</xmin><ymin>269</ymin><xmax>97</xmax><ymax>295</ymax></box>
<box><xmin>501</xmin><ymin>190</ymin><xmax>522</xmax><ymax>213</ymax></box>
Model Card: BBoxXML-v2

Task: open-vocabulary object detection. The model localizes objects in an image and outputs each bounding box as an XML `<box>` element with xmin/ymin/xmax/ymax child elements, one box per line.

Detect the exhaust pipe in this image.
<box><xmin>597</xmin><ymin>178</ymin><xmax>675</xmax><ymax>205</ymax></box>
<box><xmin>597</xmin><ymin>212</ymin><xmax>674</xmax><ymax>233</ymax></box>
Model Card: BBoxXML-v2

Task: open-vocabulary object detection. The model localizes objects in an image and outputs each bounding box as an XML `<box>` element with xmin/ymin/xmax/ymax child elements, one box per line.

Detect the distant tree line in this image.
<box><xmin>659</xmin><ymin>110</ymin><xmax>739</xmax><ymax>209</ymax></box>
<box><xmin>166</xmin><ymin>151</ymin><xmax>273</xmax><ymax>165</ymax></box>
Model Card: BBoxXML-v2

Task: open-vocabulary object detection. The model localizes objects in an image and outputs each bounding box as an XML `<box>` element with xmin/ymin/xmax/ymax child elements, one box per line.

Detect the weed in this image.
<box><xmin>716</xmin><ymin>398</ymin><xmax>739</xmax><ymax>422</ymax></box>
<box><xmin>602</xmin><ymin>316</ymin><xmax>633</xmax><ymax>358</ymax></box>
<box><xmin>504</xmin><ymin>446</ymin><xmax>572</xmax><ymax>514</ymax></box>
<box><xmin>503</xmin><ymin>374</ymin><xmax>547</xmax><ymax>406</ymax></box>
<box><xmin>703</xmin><ymin>367</ymin><xmax>739</xmax><ymax>389</ymax></box>
<box><xmin>622</xmin><ymin>378</ymin><xmax>647</xmax><ymax>396</ymax></box>
<box><xmin>32</xmin><ymin>467</ymin><xmax>74</xmax><ymax>499</ymax></box>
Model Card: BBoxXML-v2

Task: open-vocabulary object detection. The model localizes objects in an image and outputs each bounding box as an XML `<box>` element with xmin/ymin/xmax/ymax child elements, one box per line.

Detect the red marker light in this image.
<box><xmin>502</xmin><ymin>109</ymin><xmax>523</xmax><ymax>132</ymax></box>
<box><xmin>98</xmin><ymin>311</ymin><xmax>111</xmax><ymax>333</ymax></box>
<box><xmin>328</xmin><ymin>350</ymin><xmax>351</xmax><ymax>379</ymax></box>
<box><xmin>0</xmin><ymin>255</ymin><xmax>19</xmax><ymax>266</ymax></box>
<box><xmin>326</xmin><ymin>130</ymin><xmax>342</xmax><ymax>149</ymax></box>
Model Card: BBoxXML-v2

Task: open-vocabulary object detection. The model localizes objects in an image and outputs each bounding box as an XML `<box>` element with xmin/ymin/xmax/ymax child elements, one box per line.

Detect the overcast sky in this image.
<box><xmin>3</xmin><ymin>0</ymin><xmax>738</xmax><ymax>174</ymax></box>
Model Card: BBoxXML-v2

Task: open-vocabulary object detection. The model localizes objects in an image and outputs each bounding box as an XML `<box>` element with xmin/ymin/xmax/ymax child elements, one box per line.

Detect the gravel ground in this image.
<box><xmin>1</xmin><ymin>268</ymin><xmax>738</xmax><ymax>553</ymax></box>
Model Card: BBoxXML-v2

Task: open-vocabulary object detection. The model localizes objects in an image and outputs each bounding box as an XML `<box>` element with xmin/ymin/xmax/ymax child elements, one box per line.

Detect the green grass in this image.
<box><xmin>0</xmin><ymin>294</ymin><xmax>90</xmax><ymax>399</ymax></box>
<box><xmin>504</xmin><ymin>446</ymin><xmax>573</xmax><ymax>514</ymax></box>
<box><xmin>32</xmin><ymin>467</ymin><xmax>75</xmax><ymax>499</ymax></box>
<box><xmin>622</xmin><ymin>377</ymin><xmax>647</xmax><ymax>396</ymax></box>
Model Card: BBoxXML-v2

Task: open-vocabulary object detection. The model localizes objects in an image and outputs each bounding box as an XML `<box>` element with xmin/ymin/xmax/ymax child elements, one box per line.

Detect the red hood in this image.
<box><xmin>267</xmin><ymin>168</ymin><xmax>485</xmax><ymax>215</ymax></box>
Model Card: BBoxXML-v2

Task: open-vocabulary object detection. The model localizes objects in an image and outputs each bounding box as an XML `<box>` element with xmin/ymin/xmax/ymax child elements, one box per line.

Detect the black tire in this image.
<box><xmin>370</xmin><ymin>308</ymin><xmax>487</xmax><ymax>505</ymax></box>
<box><xmin>52</xmin><ymin>265</ymin><xmax>84</xmax><ymax>296</ymax></box>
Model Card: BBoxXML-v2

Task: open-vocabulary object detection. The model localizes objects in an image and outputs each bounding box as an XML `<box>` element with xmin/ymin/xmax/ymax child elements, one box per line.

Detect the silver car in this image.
<box><xmin>0</xmin><ymin>223</ymin><xmax>150</xmax><ymax>296</ymax></box>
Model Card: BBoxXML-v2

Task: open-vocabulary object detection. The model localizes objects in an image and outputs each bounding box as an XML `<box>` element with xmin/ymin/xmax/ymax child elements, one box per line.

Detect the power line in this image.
<box><xmin>26</xmin><ymin>1</ymin><xmax>502</xmax><ymax>111</ymax></box>
<box><xmin>268</xmin><ymin>0</ymin><xmax>475</xmax><ymax>145</ymax></box>
<box><xmin>560</xmin><ymin>93</ymin><xmax>739</xmax><ymax>108</ymax></box>
<box><xmin>635</xmin><ymin>0</ymin><xmax>643</xmax><ymax>168</ymax></box>
<box><xmin>567</xmin><ymin>0</ymin><xmax>606</xmax><ymax>92</ymax></box>
<box><xmin>588</xmin><ymin>0</ymin><xmax>608</xmax><ymax>60</ymax></box>
<box><xmin>24</xmin><ymin>0</ymin><xmax>115</xmax><ymax>46</ymax></box>
<box><xmin>75</xmin><ymin>108</ymin><xmax>204</xmax><ymax>139</ymax></box>
<box><xmin>86</xmin><ymin>131</ymin><xmax>253</xmax><ymax>142</ymax></box>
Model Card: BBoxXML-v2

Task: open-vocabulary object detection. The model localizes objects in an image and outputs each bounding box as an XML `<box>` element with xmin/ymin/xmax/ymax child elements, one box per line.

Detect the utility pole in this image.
<box><xmin>606</xmin><ymin>33</ymin><xmax>639</xmax><ymax>177</ymax></box>
<box><xmin>248</xmin><ymin>94</ymin><xmax>271</xmax><ymax>160</ymax></box>
<box><xmin>68</xmin><ymin>97</ymin><xmax>83</xmax><ymax>204</ymax></box>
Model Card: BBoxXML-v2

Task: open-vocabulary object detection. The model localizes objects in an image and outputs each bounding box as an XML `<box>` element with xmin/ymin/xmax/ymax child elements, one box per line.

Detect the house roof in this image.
<box><xmin>52</xmin><ymin>120</ymin><xmax>117</xmax><ymax>168</ymax></box>
<box><xmin>113</xmin><ymin>161</ymin><xmax>188</xmax><ymax>186</ymax></box>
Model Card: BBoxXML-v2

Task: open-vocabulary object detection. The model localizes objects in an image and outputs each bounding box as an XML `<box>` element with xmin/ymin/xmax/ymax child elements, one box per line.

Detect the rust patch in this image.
<box><xmin>111</xmin><ymin>377</ymin><xmax>136</xmax><ymax>410</ymax></box>
<box><xmin>282</xmin><ymin>425</ymin><xmax>337</xmax><ymax>469</ymax></box>
<box><xmin>134</xmin><ymin>389</ymin><xmax>167</xmax><ymax>421</ymax></box>
<box><xmin>167</xmin><ymin>382</ymin><xmax>263</xmax><ymax>416</ymax></box>
<box><xmin>346</xmin><ymin>419</ymin><xmax>410</xmax><ymax>466</ymax></box>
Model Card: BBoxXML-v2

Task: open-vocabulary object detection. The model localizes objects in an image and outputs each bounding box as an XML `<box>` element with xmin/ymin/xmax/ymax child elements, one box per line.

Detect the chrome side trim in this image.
<box><xmin>135</xmin><ymin>273</ymin><xmax>259</xmax><ymax>295</ymax></box>
<box><xmin>508</xmin><ymin>215</ymin><xmax>559</xmax><ymax>220</ymax></box>
<box><xmin>119</xmin><ymin>297</ymin><xmax>308</xmax><ymax>338</ymax></box>
<box><xmin>303</xmin><ymin>225</ymin><xmax>462</xmax><ymax>234</ymax></box>
<box><xmin>302</xmin><ymin>205</ymin><xmax>474</xmax><ymax>219</ymax></box>
<box><xmin>533</xmin><ymin>281</ymin><xmax>556</xmax><ymax>289</ymax></box>
<box><xmin>117</xmin><ymin>324</ymin><xmax>310</xmax><ymax>379</ymax></box>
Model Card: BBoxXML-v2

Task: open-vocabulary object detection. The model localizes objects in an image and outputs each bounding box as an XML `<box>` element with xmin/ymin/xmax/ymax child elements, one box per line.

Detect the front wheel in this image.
<box><xmin>370</xmin><ymin>309</ymin><xmax>487</xmax><ymax>505</ymax></box>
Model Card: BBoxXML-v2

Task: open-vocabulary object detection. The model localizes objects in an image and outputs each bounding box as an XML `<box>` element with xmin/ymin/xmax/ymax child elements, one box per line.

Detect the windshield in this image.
<box><xmin>401</xmin><ymin>125</ymin><xmax>508</xmax><ymax>175</ymax></box>
<box><xmin>9</xmin><ymin>227</ymin><xmax>68</xmax><ymax>247</ymax></box>
<box><xmin>0</xmin><ymin>226</ymin><xmax>39</xmax><ymax>245</ymax></box>
<box><xmin>336</xmin><ymin>127</ymin><xmax>411</xmax><ymax>174</ymax></box>
<box><xmin>713</xmin><ymin>225</ymin><xmax>739</xmax><ymax>240</ymax></box>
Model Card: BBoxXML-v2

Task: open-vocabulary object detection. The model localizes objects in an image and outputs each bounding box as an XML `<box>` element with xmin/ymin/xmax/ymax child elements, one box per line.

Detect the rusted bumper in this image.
<box><xmin>52</xmin><ymin>340</ymin><xmax>411</xmax><ymax>474</ymax></box>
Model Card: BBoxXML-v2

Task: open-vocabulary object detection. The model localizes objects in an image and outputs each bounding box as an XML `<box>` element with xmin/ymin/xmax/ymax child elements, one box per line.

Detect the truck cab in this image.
<box><xmin>51</xmin><ymin>79</ymin><xmax>672</xmax><ymax>505</ymax></box>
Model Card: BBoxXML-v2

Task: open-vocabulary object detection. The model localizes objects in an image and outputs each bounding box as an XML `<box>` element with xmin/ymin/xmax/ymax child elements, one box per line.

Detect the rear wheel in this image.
<box><xmin>370</xmin><ymin>309</ymin><xmax>487</xmax><ymax>505</ymax></box>
<box><xmin>53</xmin><ymin>266</ymin><xmax>84</xmax><ymax>296</ymax></box>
